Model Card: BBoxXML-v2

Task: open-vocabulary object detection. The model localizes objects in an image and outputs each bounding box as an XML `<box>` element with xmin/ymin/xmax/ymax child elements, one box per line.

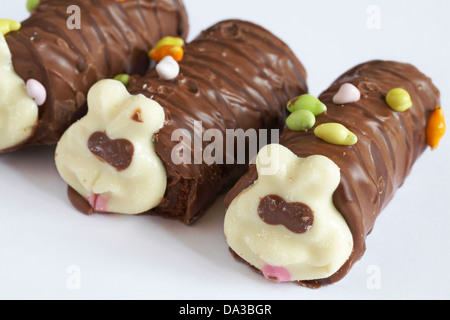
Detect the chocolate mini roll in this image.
<box><xmin>55</xmin><ymin>20</ymin><xmax>308</xmax><ymax>224</ymax></box>
<box><xmin>0</xmin><ymin>0</ymin><xmax>188</xmax><ymax>152</ymax></box>
<box><xmin>224</xmin><ymin>60</ymin><xmax>441</xmax><ymax>288</ymax></box>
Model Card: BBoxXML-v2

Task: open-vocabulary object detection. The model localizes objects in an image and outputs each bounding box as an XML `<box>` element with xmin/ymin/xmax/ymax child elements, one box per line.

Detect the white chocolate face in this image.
<box><xmin>0</xmin><ymin>33</ymin><xmax>38</xmax><ymax>151</ymax></box>
<box><xmin>224</xmin><ymin>144</ymin><xmax>353</xmax><ymax>282</ymax></box>
<box><xmin>55</xmin><ymin>79</ymin><xmax>167</xmax><ymax>215</ymax></box>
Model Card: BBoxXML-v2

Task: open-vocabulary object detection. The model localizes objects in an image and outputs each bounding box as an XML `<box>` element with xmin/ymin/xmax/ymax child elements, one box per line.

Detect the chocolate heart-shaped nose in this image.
<box><xmin>258</xmin><ymin>195</ymin><xmax>314</xmax><ymax>234</ymax></box>
<box><xmin>88</xmin><ymin>131</ymin><xmax>134</xmax><ymax>171</ymax></box>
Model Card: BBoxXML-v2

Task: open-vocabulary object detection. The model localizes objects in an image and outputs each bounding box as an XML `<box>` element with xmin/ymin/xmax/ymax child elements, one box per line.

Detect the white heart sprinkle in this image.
<box><xmin>156</xmin><ymin>56</ymin><xmax>180</xmax><ymax>81</ymax></box>
<box><xmin>333</xmin><ymin>83</ymin><xmax>361</xmax><ymax>105</ymax></box>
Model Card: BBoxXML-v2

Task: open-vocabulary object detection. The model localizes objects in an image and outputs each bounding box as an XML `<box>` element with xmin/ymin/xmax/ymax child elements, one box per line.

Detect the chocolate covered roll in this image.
<box><xmin>0</xmin><ymin>0</ymin><xmax>188</xmax><ymax>152</ymax></box>
<box><xmin>224</xmin><ymin>60</ymin><xmax>443</xmax><ymax>288</ymax></box>
<box><xmin>55</xmin><ymin>20</ymin><xmax>308</xmax><ymax>224</ymax></box>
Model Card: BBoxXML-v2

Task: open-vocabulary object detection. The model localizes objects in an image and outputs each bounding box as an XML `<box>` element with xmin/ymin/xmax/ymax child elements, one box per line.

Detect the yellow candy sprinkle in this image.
<box><xmin>153</xmin><ymin>36</ymin><xmax>184</xmax><ymax>52</ymax></box>
<box><xmin>0</xmin><ymin>19</ymin><xmax>21</xmax><ymax>36</ymax></box>
<box><xmin>314</xmin><ymin>123</ymin><xmax>358</xmax><ymax>146</ymax></box>
<box><xmin>386</xmin><ymin>88</ymin><xmax>412</xmax><ymax>112</ymax></box>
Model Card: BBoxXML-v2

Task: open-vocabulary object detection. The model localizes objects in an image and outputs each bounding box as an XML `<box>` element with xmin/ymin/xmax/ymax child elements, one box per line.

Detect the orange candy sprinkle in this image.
<box><xmin>150</xmin><ymin>45</ymin><xmax>184</xmax><ymax>63</ymax></box>
<box><xmin>426</xmin><ymin>107</ymin><xmax>446</xmax><ymax>150</ymax></box>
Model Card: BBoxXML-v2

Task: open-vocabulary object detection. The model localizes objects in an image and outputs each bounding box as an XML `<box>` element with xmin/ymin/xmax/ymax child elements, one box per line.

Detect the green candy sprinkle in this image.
<box><xmin>114</xmin><ymin>74</ymin><xmax>130</xmax><ymax>86</ymax></box>
<box><xmin>286</xmin><ymin>109</ymin><xmax>316</xmax><ymax>131</ymax></box>
<box><xmin>287</xmin><ymin>94</ymin><xmax>327</xmax><ymax>116</ymax></box>
<box><xmin>26</xmin><ymin>0</ymin><xmax>40</xmax><ymax>13</ymax></box>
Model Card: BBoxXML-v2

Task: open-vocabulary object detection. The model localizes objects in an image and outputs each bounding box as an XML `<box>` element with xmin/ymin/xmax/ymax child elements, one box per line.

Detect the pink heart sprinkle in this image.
<box><xmin>333</xmin><ymin>83</ymin><xmax>361</xmax><ymax>105</ymax></box>
<box><xmin>262</xmin><ymin>264</ymin><xmax>291</xmax><ymax>282</ymax></box>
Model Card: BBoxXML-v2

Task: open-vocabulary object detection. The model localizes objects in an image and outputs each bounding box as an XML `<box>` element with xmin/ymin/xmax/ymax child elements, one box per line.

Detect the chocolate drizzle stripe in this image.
<box><xmin>191</xmin><ymin>38</ymin><xmax>272</xmax><ymax>79</ymax></box>
<box><xmin>182</xmin><ymin>56</ymin><xmax>266</xmax><ymax>122</ymax></box>
<box><xmin>113</xmin><ymin>1</ymin><xmax>144</xmax><ymax>45</ymax></box>
<box><xmin>175</xmin><ymin>68</ymin><xmax>231</xmax><ymax>131</ymax></box>
<box><xmin>88</xmin><ymin>5</ymin><xmax>114</xmax><ymax>74</ymax></box>
<box><xmin>93</xmin><ymin>0</ymin><xmax>132</xmax><ymax>53</ymax></box>
<box><xmin>139</xmin><ymin>0</ymin><xmax>162</xmax><ymax>44</ymax></box>
<box><xmin>360</xmin><ymin>96</ymin><xmax>397</xmax><ymax>169</ymax></box>
<box><xmin>33</xmin><ymin>20</ymin><xmax>87</xmax><ymax>72</ymax></box>
<box><xmin>322</xmin><ymin>102</ymin><xmax>393</xmax><ymax>195</ymax></box>
<box><xmin>181</xmin><ymin>69</ymin><xmax>238</xmax><ymax>130</ymax></box>
<box><xmin>174</xmin><ymin>0</ymin><xmax>188</xmax><ymax>38</ymax></box>
<box><xmin>188</xmin><ymin>41</ymin><xmax>282</xmax><ymax>111</ymax></box>
<box><xmin>199</xmin><ymin>22</ymin><xmax>307</xmax><ymax>91</ymax></box>
<box><xmin>59</xmin><ymin>12</ymin><xmax>91</xmax><ymax>73</ymax></box>
<box><xmin>85</xmin><ymin>1</ymin><xmax>115</xmax><ymax>75</ymax></box>
<box><xmin>378</xmin><ymin>67</ymin><xmax>432</xmax><ymax>173</ymax></box>
<box><xmin>134</xmin><ymin>0</ymin><xmax>149</xmax><ymax>38</ymax></box>
<box><xmin>152</xmin><ymin>0</ymin><xmax>164</xmax><ymax>40</ymax></box>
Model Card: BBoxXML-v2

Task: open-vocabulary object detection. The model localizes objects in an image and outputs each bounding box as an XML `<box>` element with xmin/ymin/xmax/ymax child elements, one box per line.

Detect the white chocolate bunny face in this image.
<box><xmin>55</xmin><ymin>79</ymin><xmax>167</xmax><ymax>215</ymax></box>
<box><xmin>224</xmin><ymin>144</ymin><xmax>353</xmax><ymax>282</ymax></box>
<box><xmin>0</xmin><ymin>33</ymin><xmax>38</xmax><ymax>151</ymax></box>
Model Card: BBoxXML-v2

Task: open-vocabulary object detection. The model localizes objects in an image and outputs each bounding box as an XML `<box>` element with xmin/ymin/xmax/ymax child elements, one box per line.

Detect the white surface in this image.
<box><xmin>1</xmin><ymin>0</ymin><xmax>449</xmax><ymax>300</ymax></box>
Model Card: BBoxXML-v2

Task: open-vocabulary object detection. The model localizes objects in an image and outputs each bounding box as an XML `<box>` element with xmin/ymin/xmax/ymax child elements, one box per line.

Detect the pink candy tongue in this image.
<box><xmin>87</xmin><ymin>194</ymin><xmax>108</xmax><ymax>212</ymax></box>
<box><xmin>262</xmin><ymin>265</ymin><xmax>291</xmax><ymax>282</ymax></box>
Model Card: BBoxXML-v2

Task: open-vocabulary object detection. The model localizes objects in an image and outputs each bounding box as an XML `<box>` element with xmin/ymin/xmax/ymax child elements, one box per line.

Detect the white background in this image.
<box><xmin>1</xmin><ymin>0</ymin><xmax>449</xmax><ymax>300</ymax></box>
